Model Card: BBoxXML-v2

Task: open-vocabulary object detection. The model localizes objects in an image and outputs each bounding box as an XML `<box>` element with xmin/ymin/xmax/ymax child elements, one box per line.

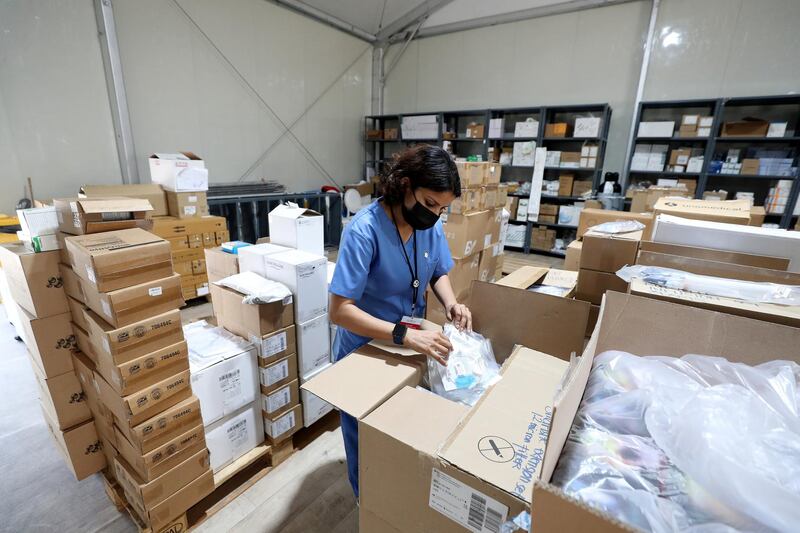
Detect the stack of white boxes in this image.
<box><xmin>631</xmin><ymin>144</ymin><xmax>669</xmax><ymax>171</ymax></box>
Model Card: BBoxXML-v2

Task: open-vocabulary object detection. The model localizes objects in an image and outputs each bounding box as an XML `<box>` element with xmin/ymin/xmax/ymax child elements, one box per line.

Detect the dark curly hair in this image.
<box><xmin>379</xmin><ymin>145</ymin><xmax>461</xmax><ymax>205</ymax></box>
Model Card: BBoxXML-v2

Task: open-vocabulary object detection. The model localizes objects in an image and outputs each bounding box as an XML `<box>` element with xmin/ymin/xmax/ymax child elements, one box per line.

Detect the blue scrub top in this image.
<box><xmin>330</xmin><ymin>200</ymin><xmax>454</xmax><ymax>361</ymax></box>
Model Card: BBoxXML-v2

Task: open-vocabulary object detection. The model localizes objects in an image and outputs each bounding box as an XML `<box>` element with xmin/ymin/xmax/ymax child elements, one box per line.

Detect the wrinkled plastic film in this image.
<box><xmin>427</xmin><ymin>324</ymin><xmax>501</xmax><ymax>406</ymax></box>
<box><xmin>215</xmin><ymin>271</ymin><xmax>293</xmax><ymax>305</ymax></box>
<box><xmin>588</xmin><ymin>220</ymin><xmax>645</xmax><ymax>235</ymax></box>
<box><xmin>552</xmin><ymin>350</ymin><xmax>800</xmax><ymax>533</ymax></box>
<box><xmin>617</xmin><ymin>264</ymin><xmax>800</xmax><ymax>305</ymax></box>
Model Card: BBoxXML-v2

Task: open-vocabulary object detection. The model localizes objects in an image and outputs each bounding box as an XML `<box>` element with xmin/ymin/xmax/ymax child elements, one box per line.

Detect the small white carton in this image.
<box><xmin>263</xmin><ymin>249</ymin><xmax>328</xmax><ymax>324</ymax></box>
<box><xmin>268</xmin><ymin>203</ymin><xmax>324</xmax><ymax>257</ymax></box>
<box><xmin>148</xmin><ymin>152</ymin><xmax>208</xmax><ymax>192</ymax></box>
<box><xmin>237</xmin><ymin>243</ymin><xmax>292</xmax><ymax>277</ymax></box>
<box><xmin>205</xmin><ymin>402</ymin><xmax>264</xmax><ymax>472</ymax></box>
<box><xmin>300</xmin><ymin>364</ymin><xmax>333</xmax><ymax>427</ymax></box>
<box><xmin>297</xmin><ymin>314</ymin><xmax>331</xmax><ymax>380</ymax></box>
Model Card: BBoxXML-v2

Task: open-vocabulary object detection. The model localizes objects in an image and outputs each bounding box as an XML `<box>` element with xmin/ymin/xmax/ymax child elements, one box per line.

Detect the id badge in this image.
<box><xmin>400</xmin><ymin>316</ymin><xmax>423</xmax><ymax>329</ymax></box>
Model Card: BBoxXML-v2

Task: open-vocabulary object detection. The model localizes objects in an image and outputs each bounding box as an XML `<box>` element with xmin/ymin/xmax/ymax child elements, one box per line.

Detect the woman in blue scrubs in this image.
<box><xmin>329</xmin><ymin>145</ymin><xmax>472</xmax><ymax>499</ymax></box>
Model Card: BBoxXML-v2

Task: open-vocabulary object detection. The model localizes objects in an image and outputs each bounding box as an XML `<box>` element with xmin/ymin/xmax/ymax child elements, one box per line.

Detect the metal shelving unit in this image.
<box><xmin>625</xmin><ymin>95</ymin><xmax>800</xmax><ymax>229</ymax></box>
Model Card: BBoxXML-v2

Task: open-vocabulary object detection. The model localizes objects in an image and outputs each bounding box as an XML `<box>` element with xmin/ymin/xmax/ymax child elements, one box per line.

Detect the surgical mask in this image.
<box><xmin>402</xmin><ymin>191</ymin><xmax>440</xmax><ymax>230</ymax></box>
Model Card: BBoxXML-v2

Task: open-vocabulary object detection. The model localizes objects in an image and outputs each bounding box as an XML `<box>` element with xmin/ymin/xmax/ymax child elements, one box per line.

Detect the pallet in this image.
<box><xmin>102</xmin><ymin>473</ymin><xmax>188</xmax><ymax>533</ymax></box>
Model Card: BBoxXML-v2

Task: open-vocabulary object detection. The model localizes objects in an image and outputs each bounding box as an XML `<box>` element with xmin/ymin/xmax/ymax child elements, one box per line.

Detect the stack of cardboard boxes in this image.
<box><xmin>58</xmin><ymin>213</ymin><xmax>214</xmax><ymax>530</ymax></box>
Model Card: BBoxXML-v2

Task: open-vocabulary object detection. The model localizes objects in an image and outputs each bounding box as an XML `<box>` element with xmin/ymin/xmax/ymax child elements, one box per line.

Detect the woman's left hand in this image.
<box><xmin>447</xmin><ymin>303</ymin><xmax>472</xmax><ymax>331</ymax></box>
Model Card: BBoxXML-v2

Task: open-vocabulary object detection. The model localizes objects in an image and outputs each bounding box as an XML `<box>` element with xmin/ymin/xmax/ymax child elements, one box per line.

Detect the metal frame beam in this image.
<box><xmin>415</xmin><ymin>0</ymin><xmax>639</xmax><ymax>39</ymax></box>
<box><xmin>375</xmin><ymin>0</ymin><xmax>454</xmax><ymax>42</ymax></box>
<box><xmin>94</xmin><ymin>0</ymin><xmax>139</xmax><ymax>184</ymax></box>
<box><xmin>269</xmin><ymin>0</ymin><xmax>376</xmax><ymax>42</ymax></box>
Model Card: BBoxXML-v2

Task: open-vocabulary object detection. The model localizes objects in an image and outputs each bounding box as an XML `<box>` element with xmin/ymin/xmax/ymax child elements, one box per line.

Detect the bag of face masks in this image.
<box><xmin>427</xmin><ymin>324</ymin><xmax>501</xmax><ymax>406</ymax></box>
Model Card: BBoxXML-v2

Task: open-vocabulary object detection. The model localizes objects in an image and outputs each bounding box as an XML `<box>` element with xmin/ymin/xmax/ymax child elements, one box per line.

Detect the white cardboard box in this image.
<box><xmin>238</xmin><ymin>243</ymin><xmax>292</xmax><ymax>277</ymax></box>
<box><xmin>263</xmin><ymin>249</ymin><xmax>328</xmax><ymax>324</ymax></box>
<box><xmin>512</xmin><ymin>141</ymin><xmax>535</xmax><ymax>167</ymax></box>
<box><xmin>574</xmin><ymin>117</ymin><xmax>601</xmax><ymax>137</ymax></box>
<box><xmin>148</xmin><ymin>152</ymin><xmax>208</xmax><ymax>191</ymax></box>
<box><xmin>300</xmin><ymin>375</ymin><xmax>333</xmax><ymax>428</ymax></box>
<box><xmin>268</xmin><ymin>203</ymin><xmax>324</xmax><ymax>257</ymax></box>
<box><xmin>17</xmin><ymin>207</ymin><xmax>59</xmax><ymax>237</ymax></box>
<box><xmin>205</xmin><ymin>402</ymin><xmax>264</xmax><ymax>472</ymax></box>
<box><xmin>297</xmin><ymin>314</ymin><xmax>331</xmax><ymax>380</ymax></box>
<box><xmin>186</xmin><ymin>321</ymin><xmax>259</xmax><ymax>426</ymax></box>
<box><xmin>261</xmin><ymin>380</ymin><xmax>297</xmax><ymax>416</ymax></box>
<box><xmin>488</xmin><ymin>118</ymin><xmax>504</xmax><ymax>139</ymax></box>
<box><xmin>514</xmin><ymin>120</ymin><xmax>538</xmax><ymax>138</ymax></box>
<box><xmin>653</xmin><ymin>214</ymin><xmax>800</xmax><ymax>272</ymax></box>
<box><xmin>638</xmin><ymin>121</ymin><xmax>675</xmax><ymax>137</ymax></box>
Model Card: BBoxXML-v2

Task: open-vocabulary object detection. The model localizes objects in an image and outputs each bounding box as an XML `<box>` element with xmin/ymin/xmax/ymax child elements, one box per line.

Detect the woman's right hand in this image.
<box><xmin>404</xmin><ymin>328</ymin><xmax>452</xmax><ymax>366</ymax></box>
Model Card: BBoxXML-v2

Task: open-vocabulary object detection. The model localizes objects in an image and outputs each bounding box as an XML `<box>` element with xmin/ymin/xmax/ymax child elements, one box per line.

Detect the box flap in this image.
<box><xmin>270</xmin><ymin>203</ymin><xmax>322</xmax><ymax>219</ymax></box>
<box><xmin>495</xmin><ymin>266</ymin><xmax>548</xmax><ymax>289</ymax></box>
<box><xmin>80</xmin><ymin>184</ymin><xmax>164</xmax><ymax>196</ymax></box>
<box><xmin>76</xmin><ymin>197</ymin><xmax>153</xmax><ymax>214</ymax></box>
<box><xmin>438</xmin><ymin>346</ymin><xmax>569</xmax><ymax>501</ymax></box>
<box><xmin>531</xmin><ymin>482</ymin><xmax>636</xmax><ymax>533</ymax></box>
<box><xmin>300</xmin><ymin>345</ymin><xmax>426</xmax><ymax>419</ymax></box>
<box><xmin>68</xmin><ymin>228</ymin><xmax>164</xmax><ymax>255</ymax></box>
<box><xmin>542</xmin><ymin>269</ymin><xmax>578</xmax><ymax>289</ymax></box>
<box><xmin>151</xmin><ymin>152</ymin><xmax>201</xmax><ymax>161</ymax></box>
<box><xmin>636</xmin><ymin>250</ymin><xmax>800</xmax><ymax>284</ymax></box>
<box><xmin>639</xmin><ymin>240</ymin><xmax>790</xmax><ymax>270</ymax></box>
<box><xmin>467</xmin><ymin>281</ymin><xmax>588</xmax><ymax>362</ymax></box>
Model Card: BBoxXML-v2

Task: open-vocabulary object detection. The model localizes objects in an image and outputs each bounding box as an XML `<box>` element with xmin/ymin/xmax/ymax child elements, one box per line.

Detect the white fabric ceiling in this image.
<box><xmin>291</xmin><ymin>0</ymin><xmax>576</xmax><ymax>39</ymax></box>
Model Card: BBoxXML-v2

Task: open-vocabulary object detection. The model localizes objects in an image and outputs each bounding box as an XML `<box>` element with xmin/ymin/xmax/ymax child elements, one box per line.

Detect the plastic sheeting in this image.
<box><xmin>588</xmin><ymin>220</ymin><xmax>645</xmax><ymax>235</ymax></box>
<box><xmin>184</xmin><ymin>319</ymin><xmax>252</xmax><ymax>371</ymax></box>
<box><xmin>215</xmin><ymin>271</ymin><xmax>293</xmax><ymax>305</ymax></box>
<box><xmin>427</xmin><ymin>324</ymin><xmax>501</xmax><ymax>406</ymax></box>
<box><xmin>552</xmin><ymin>350</ymin><xmax>800</xmax><ymax>533</ymax></box>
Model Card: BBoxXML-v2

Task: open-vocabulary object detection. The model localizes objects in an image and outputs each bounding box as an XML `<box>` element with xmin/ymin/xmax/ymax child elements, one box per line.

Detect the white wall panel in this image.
<box><xmin>113</xmin><ymin>0</ymin><xmax>371</xmax><ymax>190</ymax></box>
<box><xmin>0</xmin><ymin>0</ymin><xmax>121</xmax><ymax>213</ymax></box>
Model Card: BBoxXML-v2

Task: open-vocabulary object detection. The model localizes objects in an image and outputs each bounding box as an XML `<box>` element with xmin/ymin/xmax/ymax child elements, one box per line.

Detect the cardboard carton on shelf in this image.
<box><xmin>721</xmin><ymin>119</ymin><xmax>769</xmax><ymax>137</ymax></box>
<box><xmin>81</xmin><ymin>184</ymin><xmax>168</xmax><ymax>218</ymax></box>
<box><xmin>455</xmin><ymin>162</ymin><xmax>487</xmax><ymax>188</ymax></box>
<box><xmin>652</xmin><ymin>198</ymin><xmax>752</xmax><ymax>225</ymax></box>
<box><xmin>80</xmin><ymin>273</ymin><xmax>184</xmax><ymax>328</ymax></box>
<box><xmin>630</xmin><ymin>186</ymin><xmax>690</xmax><ymax>214</ymax></box>
<box><xmin>205</xmin><ymin>402</ymin><xmax>264</xmax><ymax>472</ymax></box>
<box><xmin>54</xmin><ymin>197</ymin><xmax>152</xmax><ymax>236</ymax></box>
<box><xmin>261</xmin><ymin>249</ymin><xmax>328</xmax><ymax>324</ymax></box>
<box><xmin>41</xmin><ymin>406</ymin><xmax>106</xmax><ymax>481</ymax></box>
<box><xmin>260</xmin><ymin>352</ymin><xmax>299</xmax><ymax>395</ymax></box>
<box><xmin>749</xmin><ymin>205</ymin><xmax>766</xmax><ymax>226</ymax></box>
<box><xmin>16</xmin><ymin>307</ymin><xmax>76</xmax><ymax>378</ymax></box>
<box><xmin>545</xmin><ymin>122</ymin><xmax>571</xmax><ymax>137</ymax></box>
<box><xmin>267</xmin><ymin>204</ymin><xmax>325</xmax><ymax>257</ymax></box>
<box><xmin>558</xmin><ymin>174</ymin><xmax>574</xmax><ymax>197</ymax></box>
<box><xmin>465</xmin><ymin>122</ymin><xmax>484</xmax><ymax>138</ymax></box>
<box><xmin>212</xmin><ymin>284</ymin><xmax>294</xmax><ymax>343</ymax></box>
<box><xmin>264</xmin><ymin>403</ymin><xmax>302</xmax><ymax>445</ymax></box>
<box><xmin>571</xmin><ymin>180</ymin><xmax>592</xmax><ymax>197</ymax></box>
<box><xmin>65</xmin><ymin>228</ymin><xmax>173</xmax><ymax>293</ymax></box>
<box><xmin>113</xmin><ymin>449</ymin><xmax>210</xmax><ymax>520</ymax></box>
<box><xmin>166</xmin><ymin>191</ymin><xmax>209</xmax><ymax>219</ymax></box>
<box><xmin>0</xmin><ymin>245</ymin><xmax>68</xmax><ymax>318</ymax></box>
<box><xmin>148</xmin><ymin>152</ymin><xmax>208</xmax><ymax>192</ymax></box>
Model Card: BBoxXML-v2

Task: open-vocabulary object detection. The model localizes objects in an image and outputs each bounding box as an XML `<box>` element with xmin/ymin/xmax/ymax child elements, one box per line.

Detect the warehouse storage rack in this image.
<box><xmin>364</xmin><ymin>104</ymin><xmax>612</xmax><ymax>257</ymax></box>
<box><xmin>625</xmin><ymin>95</ymin><xmax>800</xmax><ymax>229</ymax></box>
<box><xmin>207</xmin><ymin>186</ymin><xmax>342</xmax><ymax>246</ymax></box>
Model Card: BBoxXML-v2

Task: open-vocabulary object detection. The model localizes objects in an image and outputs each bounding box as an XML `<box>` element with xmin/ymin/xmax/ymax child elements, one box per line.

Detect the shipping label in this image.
<box><xmin>219</xmin><ymin>368</ymin><xmax>242</xmax><ymax>409</ymax></box>
<box><xmin>263</xmin><ymin>359</ymin><xmax>289</xmax><ymax>386</ymax></box>
<box><xmin>268</xmin><ymin>410</ymin><xmax>295</xmax><ymax>438</ymax></box>
<box><xmin>262</xmin><ymin>332</ymin><xmax>287</xmax><ymax>358</ymax></box>
<box><xmin>429</xmin><ymin>468</ymin><xmax>508</xmax><ymax>533</ymax></box>
<box><xmin>226</xmin><ymin>417</ymin><xmax>249</xmax><ymax>451</ymax></box>
<box><xmin>266</xmin><ymin>386</ymin><xmax>291</xmax><ymax>414</ymax></box>
<box><xmin>148</xmin><ymin>286</ymin><xmax>163</xmax><ymax>297</ymax></box>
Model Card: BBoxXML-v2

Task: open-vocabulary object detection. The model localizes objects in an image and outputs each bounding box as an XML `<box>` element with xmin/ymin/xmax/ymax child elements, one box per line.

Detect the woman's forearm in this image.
<box><xmin>330</xmin><ymin>295</ymin><xmax>395</xmax><ymax>342</ymax></box>
<box><xmin>432</xmin><ymin>275</ymin><xmax>458</xmax><ymax>309</ymax></box>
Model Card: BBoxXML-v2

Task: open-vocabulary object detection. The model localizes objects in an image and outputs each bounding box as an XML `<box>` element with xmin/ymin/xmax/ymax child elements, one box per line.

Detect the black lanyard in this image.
<box><xmin>390</xmin><ymin>209</ymin><xmax>420</xmax><ymax>317</ymax></box>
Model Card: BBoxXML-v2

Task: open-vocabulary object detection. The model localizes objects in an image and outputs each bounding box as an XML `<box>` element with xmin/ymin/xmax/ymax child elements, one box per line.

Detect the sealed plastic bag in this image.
<box><xmin>617</xmin><ymin>264</ymin><xmax>800</xmax><ymax>306</ymax></box>
<box><xmin>588</xmin><ymin>219</ymin><xmax>645</xmax><ymax>235</ymax></box>
<box><xmin>215</xmin><ymin>271</ymin><xmax>293</xmax><ymax>305</ymax></box>
<box><xmin>552</xmin><ymin>350</ymin><xmax>800</xmax><ymax>533</ymax></box>
<box><xmin>427</xmin><ymin>324</ymin><xmax>501</xmax><ymax>406</ymax></box>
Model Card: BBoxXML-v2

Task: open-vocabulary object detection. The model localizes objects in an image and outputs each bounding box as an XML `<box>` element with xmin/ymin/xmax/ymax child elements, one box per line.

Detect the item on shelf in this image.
<box><xmin>542</xmin><ymin>180</ymin><xmax>560</xmax><ymax>197</ymax></box>
<box><xmin>465</xmin><ymin>122</ymin><xmax>484</xmax><ymax>138</ymax></box>
<box><xmin>765</xmin><ymin>180</ymin><xmax>799</xmax><ymax>215</ymax></box>
<box><xmin>574</xmin><ymin>117</ymin><xmax>601</xmax><ymax>138</ymax></box>
<box><xmin>702</xmin><ymin>190</ymin><xmax>728</xmax><ymax>201</ymax></box>
<box><xmin>512</xmin><ymin>141</ymin><xmax>535</xmax><ymax>167</ymax></box>
<box><xmin>686</xmin><ymin>155</ymin><xmax>704</xmax><ymax>173</ymax></box>
<box><xmin>545</xmin><ymin>150</ymin><xmax>561</xmax><ymax>167</ymax></box>
<box><xmin>530</xmin><ymin>226</ymin><xmax>556</xmax><ymax>251</ymax></box>
<box><xmin>366</xmin><ymin>129</ymin><xmax>382</xmax><ymax>140</ymax></box>
<box><xmin>735</xmin><ymin>192</ymin><xmax>755</xmax><ymax>206</ymax></box>
<box><xmin>767</xmin><ymin>122</ymin><xmax>788</xmax><ymax>138</ymax></box>
<box><xmin>149</xmin><ymin>152</ymin><xmax>208</xmax><ymax>192</ymax></box>
<box><xmin>722</xmin><ymin>118</ymin><xmax>769</xmax><ymax>137</ymax></box>
<box><xmin>558</xmin><ymin>204</ymin><xmax>583</xmax><ymax>227</ymax></box>
<box><xmin>545</xmin><ymin>122</ymin><xmax>571</xmax><ymax>137</ymax></box>
<box><xmin>401</xmin><ymin>114</ymin><xmax>439</xmax><ymax>139</ymax></box>
<box><xmin>383</xmin><ymin>128</ymin><xmax>398</xmax><ymax>140</ymax></box>
<box><xmin>442</xmin><ymin>131</ymin><xmax>456</xmax><ymax>140</ymax></box>
<box><xmin>678</xmin><ymin>114</ymin><xmax>699</xmax><ymax>137</ymax></box>
<box><xmin>638</xmin><ymin>121</ymin><xmax>675</xmax><ymax>138</ymax></box>
<box><xmin>499</xmin><ymin>147</ymin><xmax>513</xmax><ymax>166</ymax></box>
<box><xmin>516</xmin><ymin>199</ymin><xmax>529</xmax><ymax>222</ymax></box>
<box><xmin>571</xmin><ymin>180</ymin><xmax>592</xmax><ymax>197</ymax></box>
<box><xmin>629</xmin><ymin>186</ymin><xmax>690</xmax><ymax>213</ymax></box>
<box><xmin>514</xmin><ymin>118</ymin><xmax>539</xmax><ymax>138</ymax></box>
<box><xmin>559</xmin><ymin>174</ymin><xmax>575</xmax><ymax>197</ymax></box>
<box><xmin>489</xmin><ymin>118</ymin><xmax>505</xmax><ymax>139</ymax></box>
<box><xmin>559</xmin><ymin>152</ymin><xmax>581</xmax><ymax>169</ymax></box>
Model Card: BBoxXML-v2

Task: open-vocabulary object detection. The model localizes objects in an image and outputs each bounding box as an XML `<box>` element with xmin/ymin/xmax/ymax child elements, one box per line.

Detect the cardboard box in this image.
<box><xmin>32</xmin><ymin>362</ymin><xmax>91</xmax><ymax>430</ymax></box>
<box><xmin>668</xmin><ymin>147</ymin><xmax>692</xmax><ymax>166</ymax></box>
<box><xmin>545</xmin><ymin>122</ymin><xmax>571</xmax><ymax>137</ymax></box>
<box><xmin>465</xmin><ymin>123</ymin><xmax>484</xmax><ymax>138</ymax></box>
<box><xmin>721</xmin><ymin>119</ymin><xmax>769</xmax><ymax>137</ymax></box>
<box><xmin>749</xmin><ymin>205</ymin><xmax>766</xmax><ymax>226</ymax></box>
<box><xmin>148</xmin><ymin>152</ymin><xmax>208</xmax><ymax>192</ymax></box>
<box><xmin>204</xmin><ymin>248</ymin><xmax>239</xmax><ymax>284</ymax></box>
<box><xmin>116</xmin><ymin>396</ymin><xmax>202</xmax><ymax>455</ymax></box>
<box><xmin>638</xmin><ymin>240</ymin><xmax>789</xmax><ymax>271</ymax></box>
<box><xmin>80</xmin><ymin>273</ymin><xmax>183</xmax><ymax>328</ymax></box>
<box><xmin>653</xmin><ymin>198</ymin><xmax>752</xmax><ymax>225</ymax></box>
<box><xmin>190</xmin><ymin>343</ymin><xmax>258</xmax><ymax>427</ymax></box>
<box><xmin>532</xmin><ymin>291</ymin><xmax>800</xmax><ymax>531</ymax></box>
<box><xmin>263</xmin><ymin>404</ymin><xmax>302</xmax><ymax>444</ymax></box>
<box><xmin>741</xmin><ymin>158</ymin><xmax>760</xmax><ymax>175</ymax></box>
<box><xmin>0</xmin><ymin>245</ymin><xmax>68</xmax><ymax>318</ymax></box>
<box><xmin>255</xmin><ymin>324</ymin><xmax>297</xmax><ymax>367</ymax></box>
<box><xmin>636</xmin><ymin>250</ymin><xmax>800</xmax><ymax>285</ymax></box>
<box><xmin>585</xmin><ymin>304</ymin><xmax>600</xmax><ymax>338</ymax></box>
<box><xmin>96</xmin><ymin>364</ymin><xmax>192</xmax><ymax>428</ymax></box>
<box><xmin>41</xmin><ymin>408</ymin><xmax>105</xmax><ymax>480</ymax></box>
<box><xmin>237</xmin><ymin>243</ymin><xmax>292</xmax><ymax>278</ymax></box>
<box><xmin>580</xmin><ymin>230</ymin><xmax>643</xmax><ymax>272</ymax></box>
<box><xmin>81</xmin><ymin>184</ymin><xmax>168</xmax><ymax>218</ymax></box>
<box><xmin>449</xmin><ymin>188</ymin><xmax>479</xmax><ymax>215</ymax></box>
<box><xmin>455</xmin><ymin>162</ymin><xmax>487</xmax><ymax>188</ymax></box>
<box><xmin>54</xmin><ymin>197</ymin><xmax>152</xmax><ymax>236</ymax></box>
<box><xmin>113</xmin><ymin>448</ymin><xmax>209</xmax><ymax>514</ymax></box>
<box><xmin>478</xmin><ymin>244</ymin><xmax>502</xmax><ymax>283</ymax></box>
<box><xmin>260</xmin><ymin>352</ymin><xmax>298</xmax><ymax>395</ymax></box>
<box><xmin>126</xmin><ymin>469</ymin><xmax>212</xmax><ymax>533</ymax></box>
<box><xmin>16</xmin><ymin>307</ymin><xmax>76</xmax><ymax>378</ymax></box>
<box><xmin>149</xmin><ymin>215</ymin><xmax>226</xmax><ymax>240</ymax></box>
<box><xmin>564</xmin><ymin>240</ymin><xmax>582</xmax><ymax>271</ymax></box>
<box><xmin>638</xmin><ymin>121</ymin><xmax>675</xmax><ymax>137</ymax></box>
<box><xmin>444</xmin><ymin>210</ymin><xmax>491</xmax><ymax>259</ymax></box>
<box><xmin>571</xmin><ymin>180</ymin><xmax>592</xmax><ymax>197</ymax></box>
<box><xmin>67</xmin><ymin>294</ymin><xmax>89</xmax><ymax>334</ymax></box>
<box><xmin>297</xmin><ymin>314</ymin><xmax>331</xmax><ymax>380</ymax></box>
<box><xmin>575</xmin><ymin>268</ymin><xmax>628</xmax><ymax>305</ymax></box>
<box><xmin>577</xmin><ymin>209</ymin><xmax>654</xmax><ymax>239</ymax></box>
<box><xmin>268</xmin><ymin>204</ymin><xmax>324</xmax><ymax>257</ymax></box>
<box><xmin>205</xmin><ymin>403</ymin><xmax>264</xmax><ymax>472</ymax></box>
<box><xmin>114</xmin><ymin>421</ymin><xmax>206</xmax><ymax>482</ymax></box>
<box><xmin>262</xmin><ymin>249</ymin><xmax>328</xmax><ymax>324</ymax></box>
<box><xmin>485</xmin><ymin>162</ymin><xmax>502</xmax><ymax>186</ymax></box>
<box><xmin>448</xmin><ymin>254</ymin><xmax>481</xmax><ymax>301</ymax></box>
<box><xmin>300</xmin><ymin>369</ymin><xmax>333</xmax><ymax>427</ymax></box>
<box><xmin>96</xmin><ymin>340</ymin><xmax>189</xmax><ymax>397</ymax></box>
<box><xmin>630</xmin><ymin>187</ymin><xmax>690</xmax><ymax>213</ymax></box>
<box><xmin>65</xmin><ymin>229</ymin><xmax>173</xmax><ymax>293</ymax></box>
<box><xmin>83</xmin><ymin>307</ymin><xmax>184</xmax><ymax>369</ymax></box>
<box><xmin>166</xmin><ymin>191</ymin><xmax>208</xmax><ymax>219</ymax></box>
<box><xmin>558</xmin><ymin>174</ymin><xmax>575</xmax><ymax>197</ymax></box>
<box><xmin>482</xmin><ymin>187</ymin><xmax>498</xmax><ymax>211</ymax></box>
<box><xmin>213</xmin><ymin>284</ymin><xmax>293</xmax><ymax>343</ymax></box>
<box><xmin>383</xmin><ymin>128</ymin><xmax>398</xmax><ymax>140</ymax></box>
<box><xmin>60</xmin><ymin>263</ymin><xmax>85</xmax><ymax>304</ymax></box>
<box><xmin>261</xmin><ymin>379</ymin><xmax>299</xmax><ymax>418</ymax></box>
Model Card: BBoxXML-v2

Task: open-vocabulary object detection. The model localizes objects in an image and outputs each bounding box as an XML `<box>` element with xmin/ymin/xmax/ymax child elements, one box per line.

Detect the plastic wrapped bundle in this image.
<box><xmin>552</xmin><ymin>350</ymin><xmax>800</xmax><ymax>533</ymax></box>
<box><xmin>427</xmin><ymin>324</ymin><xmax>501</xmax><ymax>406</ymax></box>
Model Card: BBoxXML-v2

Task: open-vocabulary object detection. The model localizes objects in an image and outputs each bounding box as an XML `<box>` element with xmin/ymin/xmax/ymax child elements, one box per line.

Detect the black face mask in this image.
<box><xmin>401</xmin><ymin>192</ymin><xmax>440</xmax><ymax>230</ymax></box>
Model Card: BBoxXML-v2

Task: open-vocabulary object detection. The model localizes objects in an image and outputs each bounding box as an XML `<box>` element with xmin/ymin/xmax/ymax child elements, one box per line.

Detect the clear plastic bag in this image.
<box><xmin>617</xmin><ymin>264</ymin><xmax>800</xmax><ymax>306</ymax></box>
<box><xmin>552</xmin><ymin>350</ymin><xmax>800</xmax><ymax>533</ymax></box>
<box><xmin>215</xmin><ymin>271</ymin><xmax>293</xmax><ymax>305</ymax></box>
<box><xmin>588</xmin><ymin>220</ymin><xmax>645</xmax><ymax>234</ymax></box>
<box><xmin>427</xmin><ymin>324</ymin><xmax>501</xmax><ymax>406</ymax></box>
